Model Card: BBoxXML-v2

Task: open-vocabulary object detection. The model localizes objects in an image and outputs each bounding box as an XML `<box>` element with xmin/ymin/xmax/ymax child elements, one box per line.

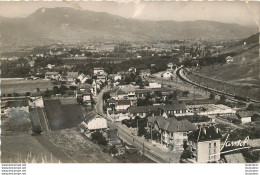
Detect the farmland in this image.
<box><xmin>1</xmin><ymin>79</ymin><xmax>54</xmax><ymax>96</ymax></box>
<box><xmin>1</xmin><ymin>134</ymin><xmax>60</xmax><ymax>163</ymax></box>
<box><xmin>44</xmin><ymin>128</ymin><xmax>119</xmax><ymax>163</ymax></box>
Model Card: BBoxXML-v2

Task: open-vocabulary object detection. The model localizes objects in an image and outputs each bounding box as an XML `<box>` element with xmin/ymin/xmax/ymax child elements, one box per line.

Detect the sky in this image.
<box><xmin>0</xmin><ymin>1</ymin><xmax>259</xmax><ymax>26</ymax></box>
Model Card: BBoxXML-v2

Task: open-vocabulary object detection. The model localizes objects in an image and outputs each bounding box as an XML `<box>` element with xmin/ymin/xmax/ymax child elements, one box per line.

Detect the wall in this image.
<box><xmin>197</xmin><ymin>140</ymin><xmax>221</xmax><ymax>163</ymax></box>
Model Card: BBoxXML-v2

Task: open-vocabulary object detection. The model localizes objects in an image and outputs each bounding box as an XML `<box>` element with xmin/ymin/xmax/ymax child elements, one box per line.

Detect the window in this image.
<box><xmin>183</xmin><ymin>133</ymin><xmax>187</xmax><ymax>136</ymax></box>
<box><xmin>214</xmin><ymin>142</ymin><xmax>216</xmax><ymax>147</ymax></box>
<box><xmin>209</xmin><ymin>143</ymin><xmax>211</xmax><ymax>148</ymax></box>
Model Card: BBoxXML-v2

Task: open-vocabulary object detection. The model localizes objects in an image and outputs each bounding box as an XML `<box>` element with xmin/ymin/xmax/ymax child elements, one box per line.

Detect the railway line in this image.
<box><xmin>176</xmin><ymin>67</ymin><xmax>260</xmax><ymax>104</ymax></box>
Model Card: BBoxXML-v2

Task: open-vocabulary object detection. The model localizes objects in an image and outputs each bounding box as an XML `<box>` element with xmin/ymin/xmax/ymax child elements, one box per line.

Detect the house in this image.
<box><xmin>77</xmin><ymin>73</ymin><xmax>90</xmax><ymax>84</ymax></box>
<box><xmin>82</xmin><ymin>111</ymin><xmax>107</xmax><ymax>131</ymax></box>
<box><xmin>47</xmin><ymin>64</ymin><xmax>55</xmax><ymax>69</ymax></box>
<box><xmin>129</xmin><ymin>67</ymin><xmax>137</xmax><ymax>73</ymax></box>
<box><xmin>115</xmin><ymin>100</ymin><xmax>131</xmax><ymax>111</ymax></box>
<box><xmin>94</xmin><ymin>67</ymin><xmax>105</xmax><ymax>75</ymax></box>
<box><xmin>162</xmin><ymin>71</ymin><xmax>173</xmax><ymax>79</ymax></box>
<box><xmin>108</xmin><ymin>74</ymin><xmax>122</xmax><ymax>81</ymax></box>
<box><xmin>121</xmin><ymin>86</ymin><xmax>137</xmax><ymax>100</ymax></box>
<box><xmin>96</xmin><ymin>73</ymin><xmax>108</xmax><ymax>83</ymax></box>
<box><xmin>147</xmin><ymin>116</ymin><xmax>196</xmax><ymax>151</ymax></box>
<box><xmin>161</xmin><ymin>103</ymin><xmax>192</xmax><ymax>117</ymax></box>
<box><xmin>135</xmin><ymin>89</ymin><xmax>153</xmax><ymax>99</ymax></box>
<box><xmin>45</xmin><ymin>72</ymin><xmax>59</xmax><ymax>80</ymax></box>
<box><xmin>78</xmin><ymin>83</ymin><xmax>95</xmax><ymax>95</ymax></box>
<box><xmin>226</xmin><ymin>56</ymin><xmax>234</xmax><ymax>64</ymax></box>
<box><xmin>128</xmin><ymin>105</ymin><xmax>164</xmax><ymax>118</ymax></box>
<box><xmin>109</xmin><ymin>87</ymin><xmax>128</xmax><ymax>100</ymax></box>
<box><xmin>66</xmin><ymin>72</ymin><xmax>78</xmax><ymax>82</ymax></box>
<box><xmin>148</xmin><ymin>83</ymin><xmax>161</xmax><ymax>88</ymax></box>
<box><xmin>167</xmin><ymin>63</ymin><xmax>176</xmax><ymax>70</ymax></box>
<box><xmin>140</xmin><ymin>69</ymin><xmax>151</xmax><ymax>77</ymax></box>
<box><xmin>76</xmin><ymin>90</ymin><xmax>92</xmax><ymax>103</ymax></box>
<box><xmin>237</xmin><ymin>111</ymin><xmax>253</xmax><ymax>124</ymax></box>
<box><xmin>188</xmin><ymin>126</ymin><xmax>222</xmax><ymax>163</ymax></box>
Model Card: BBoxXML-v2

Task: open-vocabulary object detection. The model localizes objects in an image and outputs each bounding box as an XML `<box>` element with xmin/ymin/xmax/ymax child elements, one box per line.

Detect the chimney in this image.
<box><xmin>215</xmin><ymin>127</ymin><xmax>219</xmax><ymax>133</ymax></box>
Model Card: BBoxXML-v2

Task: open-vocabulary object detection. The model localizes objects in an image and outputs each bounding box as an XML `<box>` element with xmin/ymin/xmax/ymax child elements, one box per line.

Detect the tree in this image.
<box><xmin>109</xmin><ymin>145</ymin><xmax>118</xmax><ymax>155</ymax></box>
<box><xmin>209</xmin><ymin>92</ymin><xmax>215</xmax><ymax>100</ymax></box>
<box><xmin>219</xmin><ymin>94</ymin><xmax>226</xmax><ymax>104</ymax></box>
<box><xmin>247</xmin><ymin>104</ymin><xmax>255</xmax><ymax>111</ymax></box>
<box><xmin>180</xmin><ymin>150</ymin><xmax>193</xmax><ymax>159</ymax></box>
<box><xmin>53</xmin><ymin>86</ymin><xmax>59</xmax><ymax>95</ymax></box>
<box><xmin>77</xmin><ymin>97</ymin><xmax>84</xmax><ymax>105</ymax></box>
<box><xmin>59</xmin><ymin>85</ymin><xmax>68</xmax><ymax>95</ymax></box>
<box><xmin>103</xmin><ymin>92</ymin><xmax>111</xmax><ymax>102</ymax></box>
<box><xmin>182</xmin><ymin>91</ymin><xmax>190</xmax><ymax>97</ymax></box>
<box><xmin>138</xmin><ymin>125</ymin><xmax>146</xmax><ymax>136</ymax></box>
<box><xmin>91</xmin><ymin>131</ymin><xmax>108</xmax><ymax>145</ymax></box>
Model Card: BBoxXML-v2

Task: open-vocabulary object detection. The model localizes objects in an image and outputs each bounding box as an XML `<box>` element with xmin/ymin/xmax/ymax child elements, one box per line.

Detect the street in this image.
<box><xmin>95</xmin><ymin>86</ymin><xmax>182</xmax><ymax>163</ymax></box>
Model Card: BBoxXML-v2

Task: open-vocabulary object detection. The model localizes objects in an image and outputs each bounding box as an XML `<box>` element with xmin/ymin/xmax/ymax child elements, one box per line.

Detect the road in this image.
<box><xmin>95</xmin><ymin>86</ymin><xmax>182</xmax><ymax>163</ymax></box>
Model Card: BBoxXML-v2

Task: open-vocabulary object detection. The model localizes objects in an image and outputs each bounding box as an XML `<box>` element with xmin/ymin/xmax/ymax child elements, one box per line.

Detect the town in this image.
<box><xmin>1</xmin><ymin>37</ymin><xmax>260</xmax><ymax>164</ymax></box>
<box><xmin>1</xmin><ymin>5</ymin><xmax>260</xmax><ymax>164</ymax></box>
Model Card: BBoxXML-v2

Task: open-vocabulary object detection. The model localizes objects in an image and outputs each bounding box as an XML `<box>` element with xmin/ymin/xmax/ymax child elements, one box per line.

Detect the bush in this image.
<box><xmin>109</xmin><ymin>145</ymin><xmax>118</xmax><ymax>155</ymax></box>
<box><xmin>180</xmin><ymin>150</ymin><xmax>193</xmax><ymax>159</ymax></box>
<box><xmin>91</xmin><ymin>131</ymin><xmax>108</xmax><ymax>145</ymax></box>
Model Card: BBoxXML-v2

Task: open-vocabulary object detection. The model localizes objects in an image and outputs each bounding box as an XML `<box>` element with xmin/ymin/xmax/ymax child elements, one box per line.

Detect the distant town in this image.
<box><xmin>1</xmin><ymin>4</ymin><xmax>260</xmax><ymax>164</ymax></box>
<box><xmin>1</xmin><ymin>36</ymin><xmax>260</xmax><ymax>164</ymax></box>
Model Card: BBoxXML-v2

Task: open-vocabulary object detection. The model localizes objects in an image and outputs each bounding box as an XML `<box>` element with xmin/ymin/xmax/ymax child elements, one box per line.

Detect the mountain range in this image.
<box><xmin>0</xmin><ymin>7</ymin><xmax>258</xmax><ymax>47</ymax></box>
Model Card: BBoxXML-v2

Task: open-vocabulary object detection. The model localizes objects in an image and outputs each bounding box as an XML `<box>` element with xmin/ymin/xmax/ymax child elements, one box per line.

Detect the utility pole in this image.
<box><xmin>150</xmin><ymin>125</ymin><xmax>153</xmax><ymax>140</ymax></box>
<box><xmin>137</xmin><ymin>118</ymin><xmax>139</xmax><ymax>136</ymax></box>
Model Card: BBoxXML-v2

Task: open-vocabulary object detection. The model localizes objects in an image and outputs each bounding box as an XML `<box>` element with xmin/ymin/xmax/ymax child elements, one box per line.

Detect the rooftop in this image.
<box><xmin>148</xmin><ymin>116</ymin><xmax>196</xmax><ymax>133</ymax></box>
<box><xmin>117</xmin><ymin>100</ymin><xmax>131</xmax><ymax>106</ymax></box>
<box><xmin>188</xmin><ymin>126</ymin><xmax>222</xmax><ymax>143</ymax></box>
<box><xmin>129</xmin><ymin>105</ymin><xmax>163</xmax><ymax>114</ymax></box>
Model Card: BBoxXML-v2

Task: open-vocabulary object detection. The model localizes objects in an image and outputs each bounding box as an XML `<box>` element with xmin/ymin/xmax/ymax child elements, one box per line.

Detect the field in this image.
<box><xmin>44</xmin><ymin>128</ymin><xmax>119</xmax><ymax>163</ymax></box>
<box><xmin>1</xmin><ymin>78</ymin><xmax>54</xmax><ymax>96</ymax></box>
<box><xmin>1</xmin><ymin>134</ymin><xmax>60</xmax><ymax>163</ymax></box>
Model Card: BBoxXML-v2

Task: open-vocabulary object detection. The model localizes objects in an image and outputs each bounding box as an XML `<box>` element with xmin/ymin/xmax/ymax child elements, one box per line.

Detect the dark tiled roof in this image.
<box><xmin>117</xmin><ymin>100</ymin><xmax>131</xmax><ymax>105</ymax></box>
<box><xmin>237</xmin><ymin>111</ymin><xmax>255</xmax><ymax>118</ymax></box>
<box><xmin>129</xmin><ymin>105</ymin><xmax>163</xmax><ymax>114</ymax></box>
<box><xmin>84</xmin><ymin>111</ymin><xmax>103</xmax><ymax>124</ymax></box>
<box><xmin>135</xmin><ymin>89</ymin><xmax>153</xmax><ymax>94</ymax></box>
<box><xmin>79</xmin><ymin>83</ymin><xmax>93</xmax><ymax>90</ymax></box>
<box><xmin>6</xmin><ymin>99</ymin><xmax>29</xmax><ymax>108</ymax></box>
<box><xmin>107</xmin><ymin>98</ymin><xmax>117</xmax><ymax>103</ymax></box>
<box><xmin>148</xmin><ymin>116</ymin><xmax>196</xmax><ymax>133</ymax></box>
<box><xmin>188</xmin><ymin>126</ymin><xmax>222</xmax><ymax>143</ymax></box>
<box><xmin>108</xmin><ymin>87</ymin><xmax>120</xmax><ymax>94</ymax></box>
<box><xmin>162</xmin><ymin>103</ymin><xmax>187</xmax><ymax>111</ymax></box>
<box><xmin>116</xmin><ymin>89</ymin><xmax>127</xmax><ymax>95</ymax></box>
<box><xmin>45</xmin><ymin>72</ymin><xmax>59</xmax><ymax>75</ymax></box>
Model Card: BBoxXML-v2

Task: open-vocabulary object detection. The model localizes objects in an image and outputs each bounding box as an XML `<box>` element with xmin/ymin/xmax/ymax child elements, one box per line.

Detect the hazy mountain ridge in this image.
<box><xmin>0</xmin><ymin>7</ymin><xmax>258</xmax><ymax>46</ymax></box>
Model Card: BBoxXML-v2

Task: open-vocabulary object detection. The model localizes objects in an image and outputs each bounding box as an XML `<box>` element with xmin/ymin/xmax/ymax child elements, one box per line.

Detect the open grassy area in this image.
<box><xmin>1</xmin><ymin>79</ymin><xmax>54</xmax><ymax>96</ymax></box>
<box><xmin>44</xmin><ymin>128</ymin><xmax>119</xmax><ymax>163</ymax></box>
<box><xmin>1</xmin><ymin>134</ymin><xmax>60</xmax><ymax>163</ymax></box>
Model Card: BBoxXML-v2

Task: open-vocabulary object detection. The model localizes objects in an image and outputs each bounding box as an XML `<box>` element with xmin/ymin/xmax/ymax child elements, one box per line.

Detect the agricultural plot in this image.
<box><xmin>1</xmin><ymin>79</ymin><xmax>54</xmax><ymax>96</ymax></box>
<box><xmin>1</xmin><ymin>134</ymin><xmax>60</xmax><ymax>163</ymax></box>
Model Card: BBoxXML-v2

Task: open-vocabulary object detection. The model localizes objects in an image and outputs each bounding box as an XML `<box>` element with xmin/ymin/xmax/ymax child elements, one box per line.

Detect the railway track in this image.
<box><xmin>176</xmin><ymin>67</ymin><xmax>260</xmax><ymax>104</ymax></box>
